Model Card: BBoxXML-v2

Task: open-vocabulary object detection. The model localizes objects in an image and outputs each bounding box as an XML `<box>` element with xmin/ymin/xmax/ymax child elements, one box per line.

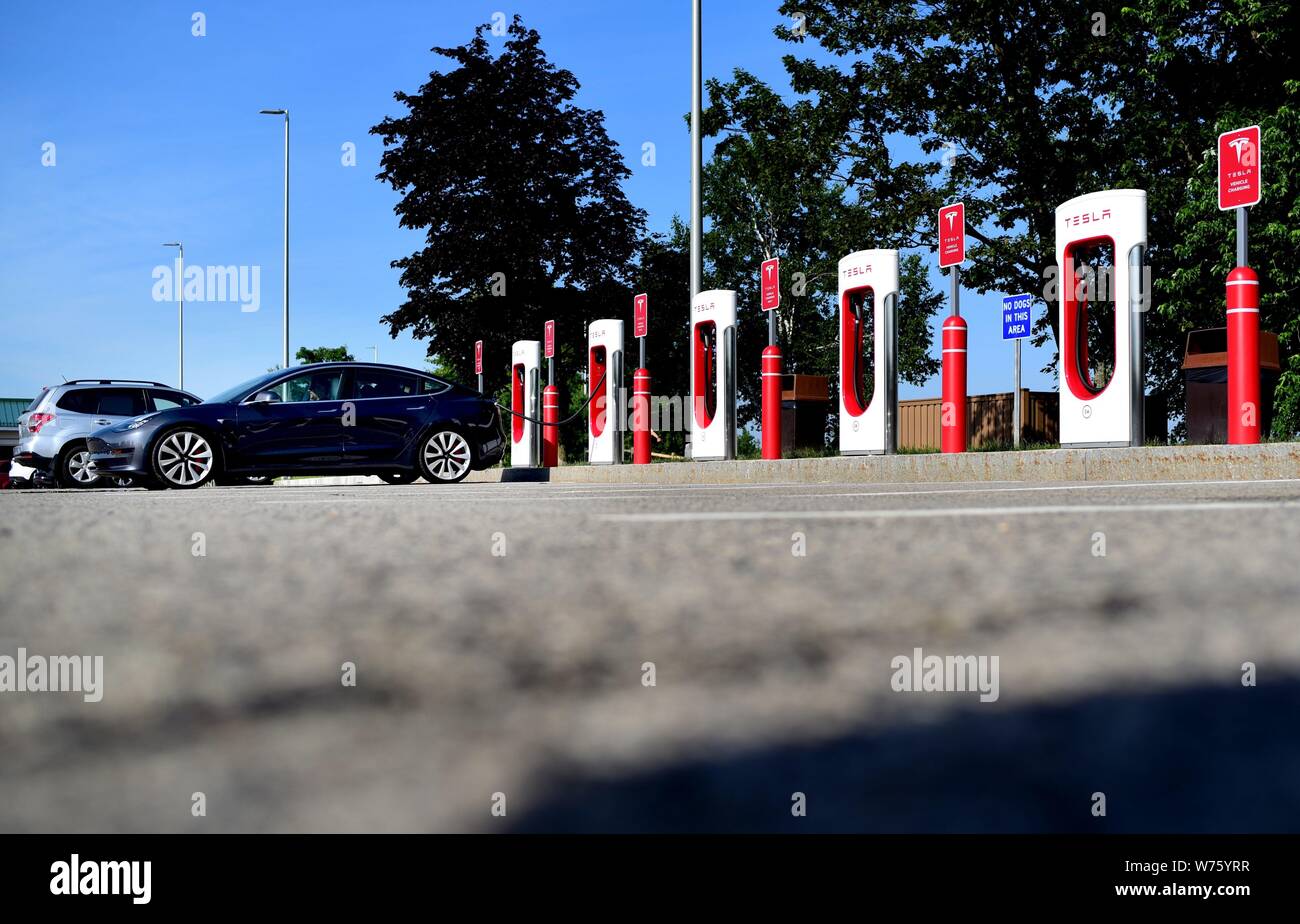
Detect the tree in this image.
<box><xmin>777</xmin><ymin>0</ymin><xmax>1298</xmax><ymax>436</ymax></box>
<box><xmin>701</xmin><ymin>70</ymin><xmax>941</xmax><ymax>434</ymax></box>
<box><xmin>296</xmin><ymin>345</ymin><xmax>354</xmax><ymax>364</ymax></box>
<box><xmin>370</xmin><ymin>16</ymin><xmax>645</xmax><ymax>393</ymax></box>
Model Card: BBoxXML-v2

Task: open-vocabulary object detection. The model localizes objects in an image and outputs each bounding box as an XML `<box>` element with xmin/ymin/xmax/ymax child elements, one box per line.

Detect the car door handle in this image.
<box><xmin>94</xmin><ymin>419</ymin><xmax>112</xmax><ymax>426</ymax></box>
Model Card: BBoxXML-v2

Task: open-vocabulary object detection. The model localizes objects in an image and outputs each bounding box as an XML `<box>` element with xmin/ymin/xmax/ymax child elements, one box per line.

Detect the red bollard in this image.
<box><xmin>941</xmin><ymin>316</ymin><xmax>968</xmax><ymax>453</ymax></box>
<box><xmin>542</xmin><ymin>385</ymin><xmax>559</xmax><ymax>467</ymax></box>
<box><xmin>1227</xmin><ymin>266</ymin><xmax>1260</xmax><ymax>444</ymax></box>
<box><xmin>762</xmin><ymin>345</ymin><xmax>783</xmax><ymax>459</ymax></box>
<box><xmin>632</xmin><ymin>369</ymin><xmax>651</xmax><ymax>465</ymax></box>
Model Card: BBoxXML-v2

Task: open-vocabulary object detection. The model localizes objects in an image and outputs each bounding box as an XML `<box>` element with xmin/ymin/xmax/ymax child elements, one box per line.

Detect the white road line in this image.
<box><xmin>597</xmin><ymin>499</ymin><xmax>1300</xmax><ymax>523</ymax></box>
<box><xmin>777</xmin><ymin>477</ymin><xmax>1300</xmax><ymax>500</ymax></box>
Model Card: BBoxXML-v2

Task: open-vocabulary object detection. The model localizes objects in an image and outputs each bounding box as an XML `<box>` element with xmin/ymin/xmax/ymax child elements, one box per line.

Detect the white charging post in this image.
<box><xmin>1055</xmin><ymin>189</ymin><xmax>1147</xmax><ymax>448</ymax></box>
<box><xmin>587</xmin><ymin>319</ymin><xmax>625</xmax><ymax>464</ymax></box>
<box><xmin>838</xmin><ymin>249</ymin><xmax>898</xmax><ymax>455</ymax></box>
<box><xmin>689</xmin><ymin>290</ymin><xmax>738</xmax><ymax>461</ymax></box>
<box><xmin>510</xmin><ymin>339</ymin><xmax>541</xmax><ymax>467</ymax></box>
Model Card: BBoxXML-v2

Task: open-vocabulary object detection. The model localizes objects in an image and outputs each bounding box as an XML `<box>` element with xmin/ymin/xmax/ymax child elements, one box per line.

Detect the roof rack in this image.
<box><xmin>64</xmin><ymin>379</ymin><xmax>171</xmax><ymax>387</ymax></box>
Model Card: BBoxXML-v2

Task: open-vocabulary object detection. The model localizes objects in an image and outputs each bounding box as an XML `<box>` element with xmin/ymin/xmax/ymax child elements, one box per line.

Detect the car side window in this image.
<box><xmin>96</xmin><ymin>389</ymin><xmax>148</xmax><ymax>417</ymax></box>
<box><xmin>277</xmin><ymin>371</ymin><xmax>345</xmax><ymax>403</ymax></box>
<box><xmin>150</xmin><ymin>390</ymin><xmax>198</xmax><ymax>411</ymax></box>
<box><xmin>350</xmin><ymin>370</ymin><xmax>418</xmax><ymax>400</ymax></box>
<box><xmin>420</xmin><ymin>377</ymin><xmax>450</xmax><ymax>395</ymax></box>
<box><xmin>56</xmin><ymin>390</ymin><xmax>97</xmax><ymax>413</ymax></box>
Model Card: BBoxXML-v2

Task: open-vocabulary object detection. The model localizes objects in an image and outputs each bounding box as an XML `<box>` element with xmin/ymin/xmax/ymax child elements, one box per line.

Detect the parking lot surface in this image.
<box><xmin>2</xmin><ymin>476</ymin><xmax>1299</xmax><ymax>831</ymax></box>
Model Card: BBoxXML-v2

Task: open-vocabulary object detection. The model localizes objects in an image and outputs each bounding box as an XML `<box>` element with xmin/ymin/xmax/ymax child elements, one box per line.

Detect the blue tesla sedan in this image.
<box><xmin>85</xmin><ymin>363</ymin><xmax>505</xmax><ymax>488</ymax></box>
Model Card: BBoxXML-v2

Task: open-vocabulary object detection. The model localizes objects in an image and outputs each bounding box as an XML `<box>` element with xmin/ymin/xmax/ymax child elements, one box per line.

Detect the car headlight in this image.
<box><xmin>122</xmin><ymin>414</ymin><xmax>159</xmax><ymax>431</ymax></box>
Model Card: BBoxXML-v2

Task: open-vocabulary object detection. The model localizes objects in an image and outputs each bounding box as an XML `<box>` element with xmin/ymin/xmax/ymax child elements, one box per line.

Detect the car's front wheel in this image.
<box><xmin>57</xmin><ymin>442</ymin><xmax>101</xmax><ymax>489</ymax></box>
<box><xmin>151</xmin><ymin>429</ymin><xmax>217</xmax><ymax>489</ymax></box>
<box><xmin>417</xmin><ymin>429</ymin><xmax>473</xmax><ymax>484</ymax></box>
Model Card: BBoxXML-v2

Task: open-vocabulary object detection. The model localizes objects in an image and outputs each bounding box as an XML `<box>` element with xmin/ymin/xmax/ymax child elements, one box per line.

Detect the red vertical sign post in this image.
<box><xmin>938</xmin><ymin>203</ymin><xmax>967</xmax><ymax>453</ymax></box>
<box><xmin>542</xmin><ymin>321</ymin><xmax>558</xmax><ymax>467</ymax></box>
<box><xmin>760</xmin><ymin>257</ymin><xmax>782</xmax><ymax>459</ymax></box>
<box><xmin>1220</xmin><ymin>125</ymin><xmax>1262</xmax><ymax>444</ymax></box>
<box><xmin>632</xmin><ymin>294</ymin><xmax>651</xmax><ymax>464</ymax></box>
<box><xmin>474</xmin><ymin>340</ymin><xmax>483</xmax><ymax>393</ymax></box>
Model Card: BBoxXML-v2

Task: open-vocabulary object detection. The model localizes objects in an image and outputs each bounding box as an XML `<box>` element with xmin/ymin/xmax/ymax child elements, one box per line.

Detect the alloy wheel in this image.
<box><xmin>422</xmin><ymin>430</ymin><xmax>472</xmax><ymax>482</ymax></box>
<box><xmin>67</xmin><ymin>449</ymin><xmax>98</xmax><ymax>485</ymax></box>
<box><xmin>156</xmin><ymin>430</ymin><xmax>215</xmax><ymax>487</ymax></box>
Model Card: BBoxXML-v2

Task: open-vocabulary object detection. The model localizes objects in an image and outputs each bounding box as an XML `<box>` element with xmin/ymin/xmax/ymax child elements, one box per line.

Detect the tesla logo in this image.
<box><xmin>1229</xmin><ymin>136</ymin><xmax>1256</xmax><ymax>167</ymax></box>
<box><xmin>945</xmin><ymin>212</ymin><xmax>956</xmax><ymax>230</ymax></box>
<box><xmin>1063</xmin><ymin>208</ymin><xmax>1112</xmax><ymax>227</ymax></box>
<box><xmin>841</xmin><ymin>265</ymin><xmax>872</xmax><ymax>278</ymax></box>
<box><xmin>694</xmin><ymin>301</ymin><xmax>715</xmax><ymax>312</ymax></box>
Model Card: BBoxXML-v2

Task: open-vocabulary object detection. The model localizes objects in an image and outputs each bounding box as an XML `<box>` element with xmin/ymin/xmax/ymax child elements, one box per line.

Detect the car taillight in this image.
<box><xmin>27</xmin><ymin>413</ymin><xmax>55</xmax><ymax>433</ymax></box>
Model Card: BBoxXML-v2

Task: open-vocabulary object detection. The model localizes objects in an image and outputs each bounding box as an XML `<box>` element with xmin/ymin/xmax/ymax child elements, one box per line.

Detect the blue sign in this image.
<box><xmin>1002</xmin><ymin>294</ymin><xmax>1033</xmax><ymax>340</ymax></box>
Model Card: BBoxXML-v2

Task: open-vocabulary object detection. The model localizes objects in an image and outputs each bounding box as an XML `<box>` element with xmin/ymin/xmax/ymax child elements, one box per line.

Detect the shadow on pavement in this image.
<box><xmin>497</xmin><ymin>468</ymin><xmax>552</xmax><ymax>482</ymax></box>
<box><xmin>508</xmin><ymin>680</ymin><xmax>1300</xmax><ymax>832</ymax></box>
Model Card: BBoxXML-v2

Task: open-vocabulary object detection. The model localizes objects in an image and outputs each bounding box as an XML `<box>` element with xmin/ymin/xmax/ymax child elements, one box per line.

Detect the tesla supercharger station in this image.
<box><xmin>510</xmin><ymin>339</ymin><xmax>541</xmax><ymax>467</ymax></box>
<box><xmin>588</xmin><ymin>319</ymin><xmax>625</xmax><ymax>465</ymax></box>
<box><xmin>838</xmin><ymin>249</ymin><xmax>898</xmax><ymax>455</ymax></box>
<box><xmin>1056</xmin><ymin>189</ymin><xmax>1147</xmax><ymax>448</ymax></box>
<box><xmin>690</xmin><ymin>290</ymin><xmax>738</xmax><ymax>461</ymax></box>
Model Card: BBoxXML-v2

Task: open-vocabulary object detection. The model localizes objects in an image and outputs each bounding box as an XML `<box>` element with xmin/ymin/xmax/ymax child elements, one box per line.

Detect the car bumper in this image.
<box><xmin>12</xmin><ymin>448</ymin><xmax>54</xmax><ymax>474</ymax></box>
<box><xmin>86</xmin><ymin>432</ymin><xmax>151</xmax><ymax>477</ymax></box>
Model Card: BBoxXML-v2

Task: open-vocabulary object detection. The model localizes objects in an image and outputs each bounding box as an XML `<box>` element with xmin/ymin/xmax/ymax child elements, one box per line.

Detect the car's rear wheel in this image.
<box><xmin>57</xmin><ymin>443</ymin><xmax>101</xmax><ymax>489</ymax></box>
<box><xmin>417</xmin><ymin>429</ymin><xmax>473</xmax><ymax>484</ymax></box>
<box><xmin>151</xmin><ymin>429</ymin><xmax>217</xmax><ymax>489</ymax></box>
<box><xmin>378</xmin><ymin>471</ymin><xmax>419</xmax><ymax>485</ymax></box>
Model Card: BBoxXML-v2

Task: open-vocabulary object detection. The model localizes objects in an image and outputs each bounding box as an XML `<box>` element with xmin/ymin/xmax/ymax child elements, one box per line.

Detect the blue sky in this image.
<box><xmin>0</xmin><ymin>0</ymin><xmax>1055</xmax><ymax>401</ymax></box>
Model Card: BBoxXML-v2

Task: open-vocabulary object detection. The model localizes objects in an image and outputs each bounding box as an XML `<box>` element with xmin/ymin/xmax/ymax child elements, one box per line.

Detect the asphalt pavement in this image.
<box><xmin>2</xmin><ymin>476</ymin><xmax>1299</xmax><ymax>832</ymax></box>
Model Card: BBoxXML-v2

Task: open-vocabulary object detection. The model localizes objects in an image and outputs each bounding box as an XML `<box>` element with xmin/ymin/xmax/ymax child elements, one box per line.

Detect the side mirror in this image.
<box><xmin>250</xmin><ymin>390</ymin><xmax>279</xmax><ymax>404</ymax></box>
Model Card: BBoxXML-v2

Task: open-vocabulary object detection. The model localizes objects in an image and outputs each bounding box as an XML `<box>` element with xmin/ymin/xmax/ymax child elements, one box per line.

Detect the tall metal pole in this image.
<box><xmin>1236</xmin><ymin>206</ymin><xmax>1248</xmax><ymax>267</ymax></box>
<box><xmin>163</xmin><ymin>242</ymin><xmax>184</xmax><ymax>389</ymax></box>
<box><xmin>177</xmin><ymin>245</ymin><xmax>184</xmax><ymax>390</ymax></box>
<box><xmin>1013</xmin><ymin>338</ymin><xmax>1021</xmax><ymax>448</ymax></box>
<box><xmin>949</xmin><ymin>266</ymin><xmax>960</xmax><ymax>316</ymax></box>
<box><xmin>690</xmin><ymin>0</ymin><xmax>703</xmax><ymax>297</ymax></box>
<box><xmin>282</xmin><ymin>112</ymin><xmax>290</xmax><ymax>370</ymax></box>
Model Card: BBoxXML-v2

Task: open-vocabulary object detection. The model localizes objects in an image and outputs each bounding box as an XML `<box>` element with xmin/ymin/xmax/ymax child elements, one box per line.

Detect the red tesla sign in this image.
<box><xmin>760</xmin><ymin>258</ymin><xmax>780</xmax><ymax>311</ymax></box>
<box><xmin>544</xmin><ymin>320</ymin><xmax>555</xmax><ymax>359</ymax></box>
<box><xmin>474</xmin><ymin>340</ymin><xmax>483</xmax><ymax>375</ymax></box>
<box><xmin>634</xmin><ymin>293</ymin><xmax>648</xmax><ymax>338</ymax></box>
<box><xmin>939</xmin><ymin>202</ymin><xmax>965</xmax><ymax>267</ymax></box>
<box><xmin>1218</xmin><ymin>125</ymin><xmax>1261</xmax><ymax>210</ymax></box>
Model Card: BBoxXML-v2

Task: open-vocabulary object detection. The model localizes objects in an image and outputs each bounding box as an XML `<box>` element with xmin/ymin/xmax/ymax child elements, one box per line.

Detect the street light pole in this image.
<box><xmin>163</xmin><ymin>242</ymin><xmax>184</xmax><ymax>388</ymax></box>
<box><xmin>260</xmin><ymin>108</ymin><xmax>290</xmax><ymax>369</ymax></box>
<box><xmin>690</xmin><ymin>0</ymin><xmax>703</xmax><ymax>298</ymax></box>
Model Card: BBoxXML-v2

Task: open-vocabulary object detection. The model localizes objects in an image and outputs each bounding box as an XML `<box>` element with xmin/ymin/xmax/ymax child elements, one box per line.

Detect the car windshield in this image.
<box><xmin>205</xmin><ymin>372</ymin><xmax>281</xmax><ymax>405</ymax></box>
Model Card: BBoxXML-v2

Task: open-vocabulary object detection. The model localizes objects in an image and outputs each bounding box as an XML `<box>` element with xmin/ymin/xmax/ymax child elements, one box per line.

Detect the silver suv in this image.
<box><xmin>14</xmin><ymin>380</ymin><xmax>202</xmax><ymax>488</ymax></box>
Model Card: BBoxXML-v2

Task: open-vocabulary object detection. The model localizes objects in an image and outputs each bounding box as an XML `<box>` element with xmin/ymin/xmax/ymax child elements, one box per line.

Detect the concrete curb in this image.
<box><xmin>466</xmin><ymin>442</ymin><xmax>1300</xmax><ymax>485</ymax></box>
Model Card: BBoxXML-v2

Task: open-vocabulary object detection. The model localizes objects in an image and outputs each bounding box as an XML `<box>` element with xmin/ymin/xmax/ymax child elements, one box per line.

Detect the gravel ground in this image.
<box><xmin>1</xmin><ymin>476</ymin><xmax>1298</xmax><ymax>832</ymax></box>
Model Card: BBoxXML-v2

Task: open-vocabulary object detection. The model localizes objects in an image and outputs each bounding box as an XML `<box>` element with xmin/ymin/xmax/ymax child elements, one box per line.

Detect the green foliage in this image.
<box><xmin>370</xmin><ymin>15</ymin><xmax>645</xmax><ymax>394</ymax></box>
<box><xmin>777</xmin><ymin>0</ymin><xmax>1298</xmax><ymax>436</ymax></box>
<box><xmin>701</xmin><ymin>70</ymin><xmax>942</xmax><ymax>429</ymax></box>
<box><xmin>295</xmin><ymin>345</ymin><xmax>354</xmax><ymax>364</ymax></box>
